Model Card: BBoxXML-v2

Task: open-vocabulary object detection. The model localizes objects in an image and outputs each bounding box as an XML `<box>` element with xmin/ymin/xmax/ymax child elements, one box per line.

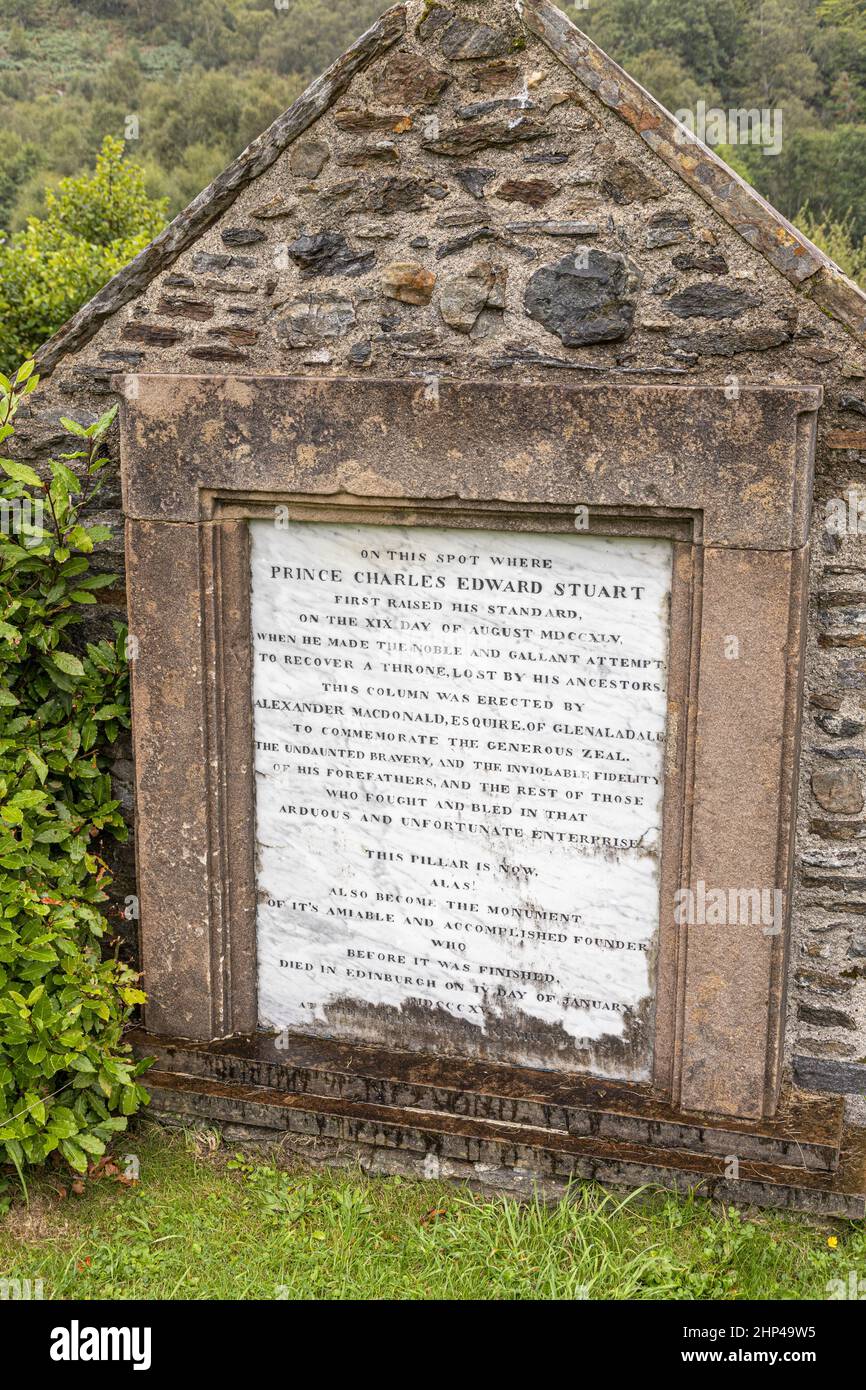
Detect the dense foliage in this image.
<box><xmin>0</xmin><ymin>1</ymin><xmax>383</xmax><ymax>229</ymax></box>
<box><xmin>1</xmin><ymin>1</ymin><xmax>866</xmax><ymax>303</ymax></box>
<box><xmin>571</xmin><ymin>0</ymin><xmax>866</xmax><ymax>255</ymax></box>
<box><xmin>0</xmin><ymin>364</ymin><xmax>146</xmax><ymax>1200</ymax></box>
<box><xmin>0</xmin><ymin>136</ymin><xmax>167</xmax><ymax>373</ymax></box>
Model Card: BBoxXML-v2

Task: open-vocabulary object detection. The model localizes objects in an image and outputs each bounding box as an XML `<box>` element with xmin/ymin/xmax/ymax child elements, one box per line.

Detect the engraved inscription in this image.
<box><xmin>250</xmin><ymin>521</ymin><xmax>672</xmax><ymax>1079</ymax></box>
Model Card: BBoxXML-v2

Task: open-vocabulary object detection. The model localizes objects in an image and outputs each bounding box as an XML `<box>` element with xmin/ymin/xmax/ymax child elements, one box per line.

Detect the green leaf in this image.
<box><xmin>59</xmin><ymin>1139</ymin><xmax>89</xmax><ymax>1173</ymax></box>
<box><xmin>25</xmin><ymin>751</ymin><xmax>49</xmax><ymax>783</ymax></box>
<box><xmin>59</xmin><ymin>418</ymin><xmax>90</xmax><ymax>439</ymax></box>
<box><xmin>75</xmin><ymin>1133</ymin><xmax>106</xmax><ymax>1156</ymax></box>
<box><xmin>0</xmin><ymin>365</ymin><xmax>144</xmax><ymax>1179</ymax></box>
<box><xmin>51</xmin><ymin>650</ymin><xmax>85</xmax><ymax>678</ymax></box>
<box><xmin>0</xmin><ymin>459</ymin><xmax>42</xmax><ymax>487</ymax></box>
<box><xmin>92</xmin><ymin>405</ymin><xmax>119</xmax><ymax>438</ymax></box>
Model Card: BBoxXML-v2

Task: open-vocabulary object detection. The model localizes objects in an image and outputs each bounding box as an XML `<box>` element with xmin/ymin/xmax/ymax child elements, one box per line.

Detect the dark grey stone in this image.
<box><xmin>839</xmin><ymin>661</ymin><xmax>866</xmax><ymax>690</ymax></box>
<box><xmin>439</xmin><ymin>18</ymin><xmax>511</xmax><ymax>61</ymax></box>
<box><xmin>666</xmin><ymin>327</ymin><xmax>791</xmax><ymax>357</ymax></box>
<box><xmin>221</xmin><ymin>227</ymin><xmax>266</xmax><ymax>246</ymax></box>
<box><xmin>793</xmin><ymin>1055</ymin><xmax>866</xmax><ymax>1092</ymax></box>
<box><xmin>457</xmin><ymin>98</ymin><xmax>536</xmax><ymax>119</ymax></box>
<box><xmin>289</xmin><ymin>137</ymin><xmax>330</xmax><ymax>179</ymax></box>
<box><xmin>504</xmin><ymin>220</ymin><xmax>596</xmax><ymax>236</ymax></box>
<box><xmin>367</xmin><ymin>176</ymin><xmax>442</xmax><ymax>214</ymax></box>
<box><xmin>436</xmin><ymin>226</ymin><xmax>498</xmax><ymax>259</ymax></box>
<box><xmin>187</xmin><ymin>343</ymin><xmax>248</xmax><ymax>362</ymax></box>
<box><xmin>278</xmin><ymin>295</ymin><xmax>357</xmax><ymax>343</ymax></box>
<box><xmin>422</xmin><ymin>116</ymin><xmax>548</xmax><ymax>157</ymax></box>
<box><xmin>288</xmin><ymin>231</ymin><xmax>376</xmax><ymax>278</ymax></box>
<box><xmin>651</xmin><ymin>274</ymin><xmax>678</xmax><ymax>296</ymax></box>
<box><xmin>455</xmin><ymin>166</ymin><xmax>496</xmax><ymax>198</ymax></box>
<box><xmin>798</xmin><ymin>1005</ymin><xmax>857</xmax><ymax>1029</ymax></box>
<box><xmin>839</xmin><ymin>392</ymin><xmax>866</xmax><ymax>417</ymax></box>
<box><xmin>192</xmin><ymin>252</ymin><xmax>231</xmax><ymax>272</ymax></box>
<box><xmin>645</xmin><ymin>210</ymin><xmax>692</xmax><ymax>249</ymax></box>
<box><xmin>665</xmin><ymin>282</ymin><xmax>760</xmax><ymax>319</ymax></box>
<box><xmin>524</xmin><ymin>250</ymin><xmax>636</xmax><ymax>346</ymax></box>
<box><xmin>600</xmin><ymin>157</ymin><xmax>664</xmax><ymax>205</ymax></box>
<box><xmin>673</xmin><ymin>250</ymin><xmax>730</xmax><ymax>275</ymax></box>
<box><xmin>816</xmin><ymin>713</ymin><xmax>866</xmax><ymax>737</ymax></box>
<box><xmin>121</xmin><ymin>323</ymin><xmax>184</xmax><ymax>346</ymax></box>
<box><xmin>417</xmin><ymin>2</ymin><xmax>452</xmax><ymax>41</ymax></box>
<box><xmin>192</xmin><ymin>252</ymin><xmax>255</xmax><ymax>272</ymax></box>
<box><xmin>98</xmin><ymin>350</ymin><xmax>144</xmax><ymax>366</ymax></box>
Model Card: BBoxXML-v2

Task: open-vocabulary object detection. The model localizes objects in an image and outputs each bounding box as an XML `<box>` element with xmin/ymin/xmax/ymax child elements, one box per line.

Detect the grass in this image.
<box><xmin>0</xmin><ymin>1122</ymin><xmax>863</xmax><ymax>1300</ymax></box>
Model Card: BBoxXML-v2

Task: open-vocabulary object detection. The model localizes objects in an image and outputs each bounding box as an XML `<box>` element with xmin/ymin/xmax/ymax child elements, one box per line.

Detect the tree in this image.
<box><xmin>796</xmin><ymin>204</ymin><xmax>866</xmax><ymax>284</ymax></box>
<box><xmin>576</xmin><ymin>0</ymin><xmax>742</xmax><ymax>93</ymax></box>
<box><xmin>743</xmin><ymin>124</ymin><xmax>866</xmax><ymax>241</ymax></box>
<box><xmin>0</xmin><ymin>137</ymin><xmax>167</xmax><ymax>373</ymax></box>
<box><xmin>626</xmin><ymin>49</ymin><xmax>720</xmax><ymax>115</ymax></box>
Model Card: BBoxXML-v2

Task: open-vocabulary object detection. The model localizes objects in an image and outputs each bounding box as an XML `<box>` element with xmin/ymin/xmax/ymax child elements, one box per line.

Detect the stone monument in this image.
<box><xmin>15</xmin><ymin>1</ymin><xmax>866</xmax><ymax>1214</ymax></box>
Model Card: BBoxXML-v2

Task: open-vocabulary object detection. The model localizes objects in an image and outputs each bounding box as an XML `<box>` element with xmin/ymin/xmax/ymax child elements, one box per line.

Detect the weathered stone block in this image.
<box><xmin>524</xmin><ymin>249</ymin><xmax>636</xmax><ymax>345</ymax></box>
<box><xmin>381</xmin><ymin>261</ymin><xmax>436</xmax><ymax>305</ymax></box>
<box><xmin>812</xmin><ymin>767</ymin><xmax>864</xmax><ymax>814</ymax></box>
<box><xmin>221</xmin><ymin>228</ymin><xmax>266</xmax><ymax>247</ymax></box>
<box><xmin>455</xmin><ymin>166</ymin><xmax>495</xmax><ymax>198</ymax></box>
<box><xmin>600</xmin><ymin>157</ymin><xmax>664</xmax><ymax>205</ymax></box>
<box><xmin>277</xmin><ymin>295</ymin><xmax>357</xmax><ymax>344</ymax></box>
<box><xmin>645</xmin><ymin>210</ymin><xmax>692</xmax><ymax>249</ymax></box>
<box><xmin>439</xmin><ymin>262</ymin><xmax>507</xmax><ymax>333</ymax></box>
<box><xmin>422</xmin><ymin>115</ymin><xmax>547</xmax><ymax>156</ymax></box>
<box><xmin>287</xmin><ymin>232</ymin><xmax>375</xmax><ymax>278</ymax></box>
<box><xmin>157</xmin><ymin>296</ymin><xmax>214</xmax><ymax>321</ymax></box>
<box><xmin>289</xmin><ymin>138</ymin><xmax>330</xmax><ymax>180</ymax></box>
<box><xmin>665</xmin><ymin>282</ymin><xmax>760</xmax><ymax>319</ymax></box>
<box><xmin>496</xmin><ymin>178</ymin><xmax>558</xmax><ymax>206</ymax></box>
<box><xmin>439</xmin><ymin>18</ymin><xmax>512</xmax><ymax>61</ymax></box>
<box><xmin>378</xmin><ymin>51</ymin><xmax>449</xmax><ymax>107</ymax></box>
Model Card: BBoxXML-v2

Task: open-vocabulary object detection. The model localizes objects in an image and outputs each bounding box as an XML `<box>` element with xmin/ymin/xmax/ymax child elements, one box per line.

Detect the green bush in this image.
<box><xmin>0</xmin><ymin>136</ymin><xmax>167</xmax><ymax>374</ymax></box>
<box><xmin>795</xmin><ymin>204</ymin><xmax>866</xmax><ymax>287</ymax></box>
<box><xmin>0</xmin><ymin>362</ymin><xmax>147</xmax><ymax>1203</ymax></box>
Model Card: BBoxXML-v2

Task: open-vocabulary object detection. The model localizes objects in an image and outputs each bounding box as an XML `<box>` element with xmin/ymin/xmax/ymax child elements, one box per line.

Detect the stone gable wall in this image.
<box><xmin>11</xmin><ymin>0</ymin><xmax>866</xmax><ymax>1096</ymax></box>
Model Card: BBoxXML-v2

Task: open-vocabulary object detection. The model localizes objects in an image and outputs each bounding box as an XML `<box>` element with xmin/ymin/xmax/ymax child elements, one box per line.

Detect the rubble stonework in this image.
<box><xmin>10</xmin><ymin>0</ymin><xmax>866</xmax><ymax>1102</ymax></box>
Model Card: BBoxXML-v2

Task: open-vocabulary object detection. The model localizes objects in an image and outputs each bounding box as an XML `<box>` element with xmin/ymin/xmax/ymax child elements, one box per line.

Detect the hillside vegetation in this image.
<box><xmin>0</xmin><ymin>0</ymin><xmax>864</xmax><ymax>335</ymax></box>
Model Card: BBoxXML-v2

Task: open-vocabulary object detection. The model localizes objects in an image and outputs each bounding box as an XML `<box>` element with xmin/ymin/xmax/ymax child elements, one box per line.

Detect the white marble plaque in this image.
<box><xmin>250</xmin><ymin>520</ymin><xmax>672</xmax><ymax>1079</ymax></box>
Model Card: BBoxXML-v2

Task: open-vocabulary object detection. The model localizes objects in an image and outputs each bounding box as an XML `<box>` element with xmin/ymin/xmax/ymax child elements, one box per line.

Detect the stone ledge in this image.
<box><xmin>129</xmin><ymin>1030</ymin><xmax>846</xmax><ymax>1177</ymax></box>
<box><xmin>142</xmin><ymin>1066</ymin><xmax>866</xmax><ymax>1218</ymax></box>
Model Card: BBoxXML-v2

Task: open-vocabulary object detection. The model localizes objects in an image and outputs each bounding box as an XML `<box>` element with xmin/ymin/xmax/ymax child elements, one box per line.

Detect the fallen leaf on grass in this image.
<box><xmin>421</xmin><ymin>1208</ymin><xmax>448</xmax><ymax>1225</ymax></box>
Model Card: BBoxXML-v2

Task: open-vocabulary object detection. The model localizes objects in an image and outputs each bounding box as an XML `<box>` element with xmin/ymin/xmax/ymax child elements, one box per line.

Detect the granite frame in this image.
<box><xmin>119</xmin><ymin>375</ymin><xmax>820</xmax><ymax>1121</ymax></box>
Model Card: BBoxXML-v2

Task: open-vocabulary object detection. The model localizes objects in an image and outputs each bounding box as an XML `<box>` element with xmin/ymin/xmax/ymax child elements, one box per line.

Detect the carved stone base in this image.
<box><xmin>130</xmin><ymin>1030</ymin><xmax>866</xmax><ymax>1218</ymax></box>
